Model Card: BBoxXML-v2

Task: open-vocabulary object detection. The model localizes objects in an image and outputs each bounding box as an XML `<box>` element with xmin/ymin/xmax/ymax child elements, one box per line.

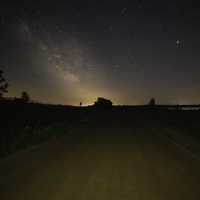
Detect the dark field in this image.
<box><xmin>0</xmin><ymin>102</ymin><xmax>200</xmax><ymax>199</ymax></box>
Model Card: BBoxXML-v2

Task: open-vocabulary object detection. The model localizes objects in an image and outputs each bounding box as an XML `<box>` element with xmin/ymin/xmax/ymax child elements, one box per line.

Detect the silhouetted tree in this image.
<box><xmin>94</xmin><ymin>97</ymin><xmax>113</xmax><ymax>108</ymax></box>
<box><xmin>0</xmin><ymin>70</ymin><xmax>8</xmax><ymax>98</ymax></box>
<box><xmin>21</xmin><ymin>91</ymin><xmax>30</xmax><ymax>102</ymax></box>
<box><xmin>148</xmin><ymin>98</ymin><xmax>156</xmax><ymax>106</ymax></box>
<box><xmin>176</xmin><ymin>104</ymin><xmax>180</xmax><ymax>110</ymax></box>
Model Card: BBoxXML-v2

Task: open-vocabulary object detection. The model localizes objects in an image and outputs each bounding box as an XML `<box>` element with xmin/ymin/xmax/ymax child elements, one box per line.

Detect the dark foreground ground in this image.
<box><xmin>0</xmin><ymin>108</ymin><xmax>200</xmax><ymax>200</ymax></box>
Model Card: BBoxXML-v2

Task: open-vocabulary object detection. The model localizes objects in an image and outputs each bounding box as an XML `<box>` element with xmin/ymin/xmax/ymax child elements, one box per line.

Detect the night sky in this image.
<box><xmin>0</xmin><ymin>1</ymin><xmax>200</xmax><ymax>105</ymax></box>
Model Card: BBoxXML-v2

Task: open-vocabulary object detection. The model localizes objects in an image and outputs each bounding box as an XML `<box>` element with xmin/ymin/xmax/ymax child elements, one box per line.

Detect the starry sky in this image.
<box><xmin>0</xmin><ymin>0</ymin><xmax>200</xmax><ymax>105</ymax></box>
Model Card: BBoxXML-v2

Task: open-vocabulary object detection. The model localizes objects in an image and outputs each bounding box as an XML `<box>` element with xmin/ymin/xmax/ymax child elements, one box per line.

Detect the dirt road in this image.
<box><xmin>0</xmin><ymin>119</ymin><xmax>200</xmax><ymax>200</ymax></box>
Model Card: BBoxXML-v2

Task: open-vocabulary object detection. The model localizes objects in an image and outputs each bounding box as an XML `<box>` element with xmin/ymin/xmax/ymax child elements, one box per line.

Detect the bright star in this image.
<box><xmin>176</xmin><ymin>40</ymin><xmax>181</xmax><ymax>45</ymax></box>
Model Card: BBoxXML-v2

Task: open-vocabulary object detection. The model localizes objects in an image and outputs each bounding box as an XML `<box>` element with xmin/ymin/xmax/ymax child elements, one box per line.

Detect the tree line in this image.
<box><xmin>0</xmin><ymin>70</ymin><xmax>30</xmax><ymax>103</ymax></box>
<box><xmin>0</xmin><ymin>69</ymin><xmax>157</xmax><ymax>106</ymax></box>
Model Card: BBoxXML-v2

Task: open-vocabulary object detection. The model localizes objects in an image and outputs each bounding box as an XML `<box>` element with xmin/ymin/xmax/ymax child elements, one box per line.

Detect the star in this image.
<box><xmin>176</xmin><ymin>40</ymin><xmax>181</xmax><ymax>45</ymax></box>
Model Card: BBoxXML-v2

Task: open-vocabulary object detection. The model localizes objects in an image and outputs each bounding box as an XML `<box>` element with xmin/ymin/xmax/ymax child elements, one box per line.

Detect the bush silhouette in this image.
<box><xmin>94</xmin><ymin>97</ymin><xmax>113</xmax><ymax>108</ymax></box>
<box><xmin>148</xmin><ymin>98</ymin><xmax>156</xmax><ymax>106</ymax></box>
<box><xmin>21</xmin><ymin>91</ymin><xmax>30</xmax><ymax>102</ymax></box>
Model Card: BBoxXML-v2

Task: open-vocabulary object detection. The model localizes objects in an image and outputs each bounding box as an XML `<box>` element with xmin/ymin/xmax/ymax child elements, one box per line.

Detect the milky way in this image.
<box><xmin>1</xmin><ymin>1</ymin><xmax>200</xmax><ymax>105</ymax></box>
